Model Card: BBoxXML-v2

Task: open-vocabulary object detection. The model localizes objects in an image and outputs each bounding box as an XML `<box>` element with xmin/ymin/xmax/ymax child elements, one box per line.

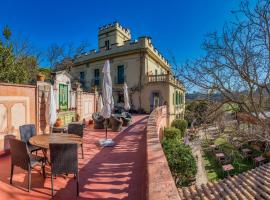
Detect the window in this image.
<box><xmin>105</xmin><ymin>40</ymin><xmax>110</xmax><ymax>50</ymax></box>
<box><xmin>94</xmin><ymin>69</ymin><xmax>100</xmax><ymax>86</ymax></box>
<box><xmin>80</xmin><ymin>71</ymin><xmax>85</xmax><ymax>87</ymax></box>
<box><xmin>117</xmin><ymin>65</ymin><xmax>125</xmax><ymax>84</ymax></box>
<box><xmin>173</xmin><ymin>93</ymin><xmax>175</xmax><ymax>105</ymax></box>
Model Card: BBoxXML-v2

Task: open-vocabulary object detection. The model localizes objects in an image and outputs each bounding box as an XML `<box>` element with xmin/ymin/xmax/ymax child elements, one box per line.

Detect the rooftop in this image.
<box><xmin>181</xmin><ymin>162</ymin><xmax>270</xmax><ymax>200</ymax></box>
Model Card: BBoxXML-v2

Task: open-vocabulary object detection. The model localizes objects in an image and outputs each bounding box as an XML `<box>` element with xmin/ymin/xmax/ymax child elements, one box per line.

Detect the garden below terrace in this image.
<box><xmin>201</xmin><ymin>129</ymin><xmax>270</xmax><ymax>181</ymax></box>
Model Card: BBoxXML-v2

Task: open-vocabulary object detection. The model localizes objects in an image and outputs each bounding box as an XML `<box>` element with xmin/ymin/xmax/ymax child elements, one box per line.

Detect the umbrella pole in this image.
<box><xmin>105</xmin><ymin>119</ymin><xmax>108</xmax><ymax>140</ymax></box>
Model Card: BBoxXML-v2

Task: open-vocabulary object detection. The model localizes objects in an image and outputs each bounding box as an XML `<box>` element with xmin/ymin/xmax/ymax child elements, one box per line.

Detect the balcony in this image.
<box><xmin>147</xmin><ymin>74</ymin><xmax>184</xmax><ymax>89</ymax></box>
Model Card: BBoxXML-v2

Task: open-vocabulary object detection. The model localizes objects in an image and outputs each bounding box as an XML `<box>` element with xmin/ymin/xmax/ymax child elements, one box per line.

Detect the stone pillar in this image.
<box><xmin>36</xmin><ymin>81</ymin><xmax>51</xmax><ymax>134</ymax></box>
<box><xmin>75</xmin><ymin>84</ymin><xmax>83</xmax><ymax>121</ymax></box>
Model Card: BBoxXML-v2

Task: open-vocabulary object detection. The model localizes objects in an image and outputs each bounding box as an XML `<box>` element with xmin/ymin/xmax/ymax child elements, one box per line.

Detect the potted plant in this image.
<box><xmin>37</xmin><ymin>72</ymin><xmax>46</xmax><ymax>81</ymax></box>
<box><xmin>54</xmin><ymin>118</ymin><xmax>63</xmax><ymax>127</ymax></box>
<box><xmin>89</xmin><ymin>119</ymin><xmax>93</xmax><ymax>125</ymax></box>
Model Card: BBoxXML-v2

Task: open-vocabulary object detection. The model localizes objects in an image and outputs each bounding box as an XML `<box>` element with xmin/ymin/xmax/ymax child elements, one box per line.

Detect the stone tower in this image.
<box><xmin>98</xmin><ymin>22</ymin><xmax>131</xmax><ymax>50</ymax></box>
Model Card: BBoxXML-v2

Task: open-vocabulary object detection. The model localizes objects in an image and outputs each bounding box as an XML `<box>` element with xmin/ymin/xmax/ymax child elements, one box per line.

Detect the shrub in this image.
<box><xmin>171</xmin><ymin>119</ymin><xmax>188</xmax><ymax>137</ymax></box>
<box><xmin>164</xmin><ymin>127</ymin><xmax>181</xmax><ymax>139</ymax></box>
<box><xmin>162</xmin><ymin>139</ymin><xmax>197</xmax><ymax>186</ymax></box>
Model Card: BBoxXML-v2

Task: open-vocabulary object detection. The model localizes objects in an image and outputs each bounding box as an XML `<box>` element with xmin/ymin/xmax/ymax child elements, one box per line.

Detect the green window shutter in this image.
<box><xmin>117</xmin><ymin>65</ymin><xmax>125</xmax><ymax>84</ymax></box>
<box><xmin>176</xmin><ymin>91</ymin><xmax>178</xmax><ymax>105</ymax></box>
<box><xmin>59</xmin><ymin>84</ymin><xmax>68</xmax><ymax>111</ymax></box>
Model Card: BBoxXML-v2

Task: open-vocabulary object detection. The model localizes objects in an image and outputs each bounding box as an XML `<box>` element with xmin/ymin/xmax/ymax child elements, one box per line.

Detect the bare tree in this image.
<box><xmin>46</xmin><ymin>43</ymin><xmax>64</xmax><ymax>69</ymax></box>
<box><xmin>46</xmin><ymin>40</ymin><xmax>90</xmax><ymax>70</ymax></box>
<box><xmin>174</xmin><ymin>0</ymin><xmax>270</xmax><ymax>142</ymax></box>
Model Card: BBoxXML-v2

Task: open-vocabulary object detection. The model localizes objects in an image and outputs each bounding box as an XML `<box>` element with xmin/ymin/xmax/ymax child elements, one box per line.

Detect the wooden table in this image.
<box><xmin>242</xmin><ymin>148</ymin><xmax>252</xmax><ymax>153</ymax></box>
<box><xmin>222</xmin><ymin>164</ymin><xmax>234</xmax><ymax>176</ymax></box>
<box><xmin>215</xmin><ymin>153</ymin><xmax>225</xmax><ymax>159</ymax></box>
<box><xmin>29</xmin><ymin>133</ymin><xmax>83</xmax><ymax>163</ymax></box>
<box><xmin>29</xmin><ymin>133</ymin><xmax>82</xmax><ymax>149</ymax></box>
<box><xmin>253</xmin><ymin>156</ymin><xmax>266</xmax><ymax>166</ymax></box>
<box><xmin>242</xmin><ymin>148</ymin><xmax>252</xmax><ymax>158</ymax></box>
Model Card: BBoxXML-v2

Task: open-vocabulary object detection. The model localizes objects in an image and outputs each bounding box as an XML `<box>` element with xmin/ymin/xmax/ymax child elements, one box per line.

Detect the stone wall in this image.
<box><xmin>0</xmin><ymin>83</ymin><xmax>37</xmax><ymax>154</ymax></box>
<box><xmin>146</xmin><ymin>106</ymin><xmax>181</xmax><ymax>200</ymax></box>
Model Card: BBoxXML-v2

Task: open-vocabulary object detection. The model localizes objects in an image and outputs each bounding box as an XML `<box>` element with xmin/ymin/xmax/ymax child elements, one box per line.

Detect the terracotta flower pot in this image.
<box><xmin>54</xmin><ymin>118</ymin><xmax>62</xmax><ymax>127</ymax></box>
<box><xmin>37</xmin><ymin>74</ymin><xmax>46</xmax><ymax>81</ymax></box>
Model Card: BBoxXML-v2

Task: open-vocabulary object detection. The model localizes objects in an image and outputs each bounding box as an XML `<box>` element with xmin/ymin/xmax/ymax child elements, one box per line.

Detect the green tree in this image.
<box><xmin>185</xmin><ymin>100</ymin><xmax>209</xmax><ymax>127</ymax></box>
<box><xmin>0</xmin><ymin>26</ymin><xmax>39</xmax><ymax>84</ymax></box>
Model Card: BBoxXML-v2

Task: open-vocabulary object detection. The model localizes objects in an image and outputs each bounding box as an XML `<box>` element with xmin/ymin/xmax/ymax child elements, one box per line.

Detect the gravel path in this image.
<box><xmin>190</xmin><ymin>129</ymin><xmax>208</xmax><ymax>186</ymax></box>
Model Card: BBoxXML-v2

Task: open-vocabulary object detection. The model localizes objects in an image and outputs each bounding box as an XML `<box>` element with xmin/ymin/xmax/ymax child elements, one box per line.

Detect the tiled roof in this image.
<box><xmin>180</xmin><ymin>162</ymin><xmax>270</xmax><ymax>200</ymax></box>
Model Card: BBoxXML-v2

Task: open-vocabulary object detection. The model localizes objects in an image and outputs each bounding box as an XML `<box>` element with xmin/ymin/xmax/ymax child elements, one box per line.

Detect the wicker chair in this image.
<box><xmin>121</xmin><ymin>112</ymin><xmax>132</xmax><ymax>126</ymax></box>
<box><xmin>109</xmin><ymin>115</ymin><xmax>123</xmax><ymax>132</ymax></box>
<box><xmin>9</xmin><ymin>138</ymin><xmax>45</xmax><ymax>192</ymax></box>
<box><xmin>92</xmin><ymin>112</ymin><xmax>105</xmax><ymax>129</ymax></box>
<box><xmin>68</xmin><ymin>123</ymin><xmax>84</xmax><ymax>158</ymax></box>
<box><xmin>49</xmin><ymin>143</ymin><xmax>79</xmax><ymax>196</ymax></box>
<box><xmin>19</xmin><ymin>124</ymin><xmax>41</xmax><ymax>154</ymax></box>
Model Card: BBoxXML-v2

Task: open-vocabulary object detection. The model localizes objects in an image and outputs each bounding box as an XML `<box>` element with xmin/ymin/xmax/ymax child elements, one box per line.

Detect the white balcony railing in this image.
<box><xmin>147</xmin><ymin>74</ymin><xmax>184</xmax><ymax>89</ymax></box>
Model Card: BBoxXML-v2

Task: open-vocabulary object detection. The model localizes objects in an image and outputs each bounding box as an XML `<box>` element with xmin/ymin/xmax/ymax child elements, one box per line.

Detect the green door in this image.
<box><xmin>59</xmin><ymin>84</ymin><xmax>68</xmax><ymax>111</ymax></box>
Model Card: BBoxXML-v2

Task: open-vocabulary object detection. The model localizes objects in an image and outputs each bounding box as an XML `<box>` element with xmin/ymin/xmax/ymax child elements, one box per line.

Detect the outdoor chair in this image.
<box><xmin>109</xmin><ymin>115</ymin><xmax>123</xmax><ymax>132</ymax></box>
<box><xmin>9</xmin><ymin>138</ymin><xmax>46</xmax><ymax>192</ymax></box>
<box><xmin>121</xmin><ymin>112</ymin><xmax>132</xmax><ymax>126</ymax></box>
<box><xmin>19</xmin><ymin>124</ymin><xmax>41</xmax><ymax>154</ymax></box>
<box><xmin>68</xmin><ymin>123</ymin><xmax>84</xmax><ymax>158</ymax></box>
<box><xmin>49</xmin><ymin>143</ymin><xmax>79</xmax><ymax>197</ymax></box>
<box><xmin>92</xmin><ymin>112</ymin><xmax>105</xmax><ymax>129</ymax></box>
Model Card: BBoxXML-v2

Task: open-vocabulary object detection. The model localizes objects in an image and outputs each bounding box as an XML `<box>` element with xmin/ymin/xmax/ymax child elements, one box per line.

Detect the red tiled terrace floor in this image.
<box><xmin>0</xmin><ymin>115</ymin><xmax>148</xmax><ymax>200</ymax></box>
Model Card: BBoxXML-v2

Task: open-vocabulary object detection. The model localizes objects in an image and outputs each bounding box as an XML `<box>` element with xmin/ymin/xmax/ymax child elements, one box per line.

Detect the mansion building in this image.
<box><xmin>69</xmin><ymin>22</ymin><xmax>185</xmax><ymax>123</ymax></box>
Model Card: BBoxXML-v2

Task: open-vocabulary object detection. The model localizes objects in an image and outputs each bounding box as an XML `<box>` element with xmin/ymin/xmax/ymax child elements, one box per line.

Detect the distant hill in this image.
<box><xmin>185</xmin><ymin>92</ymin><xmax>222</xmax><ymax>102</ymax></box>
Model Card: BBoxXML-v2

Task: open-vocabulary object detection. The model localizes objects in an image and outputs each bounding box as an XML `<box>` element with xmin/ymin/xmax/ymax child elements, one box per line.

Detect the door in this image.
<box><xmin>151</xmin><ymin>92</ymin><xmax>160</xmax><ymax>111</ymax></box>
<box><xmin>59</xmin><ymin>84</ymin><xmax>68</xmax><ymax>111</ymax></box>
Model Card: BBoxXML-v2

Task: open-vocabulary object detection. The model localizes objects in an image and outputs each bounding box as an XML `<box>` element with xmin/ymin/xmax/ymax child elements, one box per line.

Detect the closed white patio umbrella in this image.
<box><xmin>97</xmin><ymin>94</ymin><xmax>103</xmax><ymax>112</ymax></box>
<box><xmin>100</xmin><ymin>60</ymin><xmax>115</xmax><ymax>147</ymax></box>
<box><xmin>46</xmin><ymin>85</ymin><xmax>57</xmax><ymax>134</ymax></box>
<box><xmin>123</xmin><ymin>82</ymin><xmax>130</xmax><ymax>110</ymax></box>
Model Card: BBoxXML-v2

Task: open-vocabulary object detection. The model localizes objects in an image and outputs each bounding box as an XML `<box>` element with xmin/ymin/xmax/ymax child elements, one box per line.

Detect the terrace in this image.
<box><xmin>0</xmin><ymin>115</ymin><xmax>149</xmax><ymax>199</ymax></box>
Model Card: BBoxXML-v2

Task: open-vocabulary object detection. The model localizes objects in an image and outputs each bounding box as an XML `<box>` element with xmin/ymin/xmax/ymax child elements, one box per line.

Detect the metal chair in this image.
<box><xmin>121</xmin><ymin>112</ymin><xmax>132</xmax><ymax>126</ymax></box>
<box><xmin>9</xmin><ymin>138</ymin><xmax>46</xmax><ymax>192</ymax></box>
<box><xmin>19</xmin><ymin>124</ymin><xmax>41</xmax><ymax>154</ymax></box>
<box><xmin>49</xmin><ymin>143</ymin><xmax>79</xmax><ymax>196</ymax></box>
<box><xmin>67</xmin><ymin>123</ymin><xmax>84</xmax><ymax>158</ymax></box>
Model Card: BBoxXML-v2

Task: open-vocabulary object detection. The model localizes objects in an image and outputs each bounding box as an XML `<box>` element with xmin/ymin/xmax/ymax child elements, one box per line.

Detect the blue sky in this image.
<box><xmin>1</xmin><ymin>0</ymin><xmax>240</xmax><ymax>67</ymax></box>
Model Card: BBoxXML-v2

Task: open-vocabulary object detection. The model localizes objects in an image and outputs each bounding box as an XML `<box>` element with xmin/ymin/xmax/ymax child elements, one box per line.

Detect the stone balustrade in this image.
<box><xmin>146</xmin><ymin>106</ymin><xmax>181</xmax><ymax>200</ymax></box>
<box><xmin>147</xmin><ymin>74</ymin><xmax>184</xmax><ymax>89</ymax></box>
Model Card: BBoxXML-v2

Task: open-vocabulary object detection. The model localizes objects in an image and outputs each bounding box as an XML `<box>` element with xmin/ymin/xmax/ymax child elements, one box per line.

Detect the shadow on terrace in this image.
<box><xmin>0</xmin><ymin>115</ymin><xmax>148</xmax><ymax>200</ymax></box>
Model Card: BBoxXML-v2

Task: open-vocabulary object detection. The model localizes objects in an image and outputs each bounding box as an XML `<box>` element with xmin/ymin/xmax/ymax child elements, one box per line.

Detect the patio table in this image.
<box><xmin>253</xmin><ymin>156</ymin><xmax>266</xmax><ymax>166</ymax></box>
<box><xmin>242</xmin><ymin>148</ymin><xmax>252</xmax><ymax>153</ymax></box>
<box><xmin>222</xmin><ymin>164</ymin><xmax>234</xmax><ymax>176</ymax></box>
<box><xmin>242</xmin><ymin>148</ymin><xmax>252</xmax><ymax>158</ymax></box>
<box><xmin>29</xmin><ymin>133</ymin><xmax>83</xmax><ymax>163</ymax></box>
<box><xmin>29</xmin><ymin>133</ymin><xmax>82</xmax><ymax>149</ymax></box>
<box><xmin>215</xmin><ymin>153</ymin><xmax>225</xmax><ymax>160</ymax></box>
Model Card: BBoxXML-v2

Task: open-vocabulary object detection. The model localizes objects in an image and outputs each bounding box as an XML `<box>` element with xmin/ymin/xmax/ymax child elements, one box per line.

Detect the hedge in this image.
<box><xmin>162</xmin><ymin>138</ymin><xmax>197</xmax><ymax>186</ymax></box>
